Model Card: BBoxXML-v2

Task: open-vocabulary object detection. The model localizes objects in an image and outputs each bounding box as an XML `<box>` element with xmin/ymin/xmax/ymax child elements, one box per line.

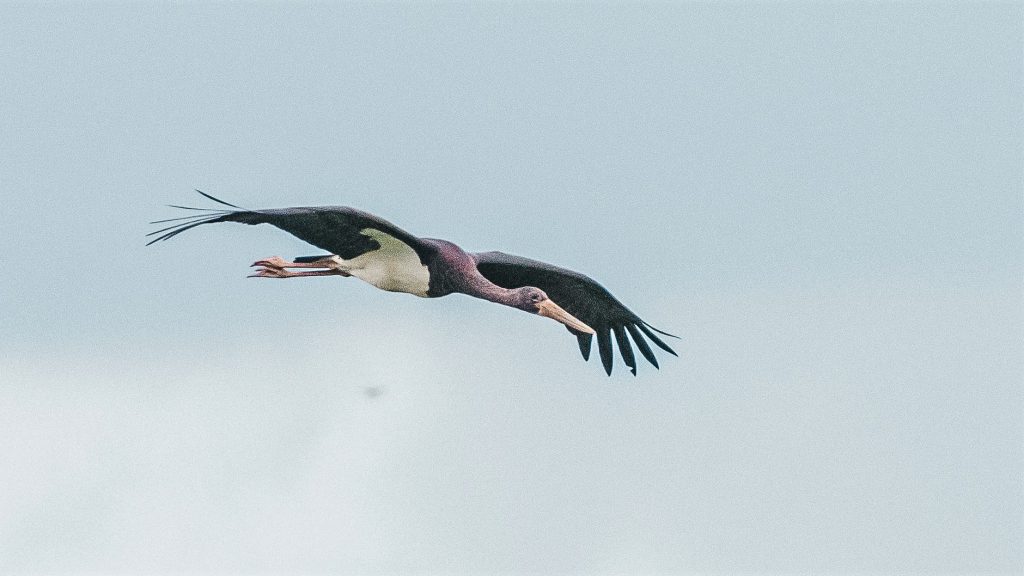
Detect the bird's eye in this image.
<box><xmin>532</xmin><ymin>293</ymin><xmax>542</xmax><ymax>302</ymax></box>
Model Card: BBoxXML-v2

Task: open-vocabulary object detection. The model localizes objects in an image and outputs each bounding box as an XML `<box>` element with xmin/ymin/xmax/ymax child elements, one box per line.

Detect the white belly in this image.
<box><xmin>337</xmin><ymin>228</ymin><xmax>430</xmax><ymax>297</ymax></box>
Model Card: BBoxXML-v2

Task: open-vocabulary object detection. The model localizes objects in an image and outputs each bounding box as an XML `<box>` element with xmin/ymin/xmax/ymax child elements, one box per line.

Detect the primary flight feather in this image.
<box><xmin>149</xmin><ymin>191</ymin><xmax>677</xmax><ymax>375</ymax></box>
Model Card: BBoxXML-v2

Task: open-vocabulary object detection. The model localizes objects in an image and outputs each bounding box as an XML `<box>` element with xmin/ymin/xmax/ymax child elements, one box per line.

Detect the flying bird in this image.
<box><xmin>148</xmin><ymin>191</ymin><xmax>677</xmax><ymax>375</ymax></box>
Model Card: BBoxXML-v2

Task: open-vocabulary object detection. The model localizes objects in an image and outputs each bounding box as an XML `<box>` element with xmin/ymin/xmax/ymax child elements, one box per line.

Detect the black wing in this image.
<box><xmin>473</xmin><ymin>251</ymin><xmax>677</xmax><ymax>376</ymax></box>
<box><xmin>147</xmin><ymin>190</ymin><xmax>432</xmax><ymax>261</ymax></box>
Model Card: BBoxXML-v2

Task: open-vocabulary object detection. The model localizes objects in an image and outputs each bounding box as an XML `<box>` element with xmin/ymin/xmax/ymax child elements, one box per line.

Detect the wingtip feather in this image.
<box><xmin>643</xmin><ymin>321</ymin><xmax>681</xmax><ymax>339</ymax></box>
<box><xmin>195</xmin><ymin>189</ymin><xmax>243</xmax><ymax>209</ymax></box>
<box><xmin>637</xmin><ymin>322</ymin><xmax>678</xmax><ymax>357</ymax></box>
<box><xmin>576</xmin><ymin>333</ymin><xmax>593</xmax><ymax>361</ymax></box>
<box><xmin>626</xmin><ymin>324</ymin><xmax>659</xmax><ymax>369</ymax></box>
<box><xmin>596</xmin><ymin>327</ymin><xmax>614</xmax><ymax>376</ymax></box>
<box><xmin>613</xmin><ymin>325</ymin><xmax>638</xmax><ymax>376</ymax></box>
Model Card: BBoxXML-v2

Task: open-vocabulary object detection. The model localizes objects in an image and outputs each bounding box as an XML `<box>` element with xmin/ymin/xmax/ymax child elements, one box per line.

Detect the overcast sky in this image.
<box><xmin>0</xmin><ymin>3</ymin><xmax>1021</xmax><ymax>574</ymax></box>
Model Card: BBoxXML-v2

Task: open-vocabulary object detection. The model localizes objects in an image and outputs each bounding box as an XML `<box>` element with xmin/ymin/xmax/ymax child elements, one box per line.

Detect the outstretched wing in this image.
<box><xmin>147</xmin><ymin>191</ymin><xmax>432</xmax><ymax>261</ymax></box>
<box><xmin>473</xmin><ymin>251</ymin><xmax>677</xmax><ymax>376</ymax></box>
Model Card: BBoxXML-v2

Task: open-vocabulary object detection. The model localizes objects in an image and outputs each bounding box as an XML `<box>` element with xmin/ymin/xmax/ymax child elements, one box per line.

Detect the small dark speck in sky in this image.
<box><xmin>362</xmin><ymin>386</ymin><xmax>386</xmax><ymax>399</ymax></box>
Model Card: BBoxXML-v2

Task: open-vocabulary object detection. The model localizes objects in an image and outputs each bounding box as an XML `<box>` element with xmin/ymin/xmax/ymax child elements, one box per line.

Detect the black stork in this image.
<box><xmin>148</xmin><ymin>191</ymin><xmax>677</xmax><ymax>375</ymax></box>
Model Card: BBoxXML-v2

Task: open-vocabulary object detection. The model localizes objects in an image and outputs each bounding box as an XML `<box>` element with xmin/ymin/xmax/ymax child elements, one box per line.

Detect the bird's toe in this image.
<box><xmin>248</xmin><ymin>266</ymin><xmax>289</xmax><ymax>278</ymax></box>
<box><xmin>251</xmin><ymin>256</ymin><xmax>287</xmax><ymax>268</ymax></box>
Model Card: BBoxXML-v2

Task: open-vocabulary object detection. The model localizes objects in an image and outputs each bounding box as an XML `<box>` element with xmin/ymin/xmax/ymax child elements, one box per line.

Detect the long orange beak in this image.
<box><xmin>536</xmin><ymin>299</ymin><xmax>596</xmax><ymax>334</ymax></box>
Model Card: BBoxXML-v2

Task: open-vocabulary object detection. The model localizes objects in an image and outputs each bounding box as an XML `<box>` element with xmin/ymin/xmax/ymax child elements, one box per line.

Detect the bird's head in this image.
<box><xmin>513</xmin><ymin>287</ymin><xmax>596</xmax><ymax>335</ymax></box>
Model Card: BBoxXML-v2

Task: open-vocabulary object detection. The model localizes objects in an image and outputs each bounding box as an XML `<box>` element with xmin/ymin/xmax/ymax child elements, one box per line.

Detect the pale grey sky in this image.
<box><xmin>0</xmin><ymin>3</ymin><xmax>1021</xmax><ymax>574</ymax></box>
